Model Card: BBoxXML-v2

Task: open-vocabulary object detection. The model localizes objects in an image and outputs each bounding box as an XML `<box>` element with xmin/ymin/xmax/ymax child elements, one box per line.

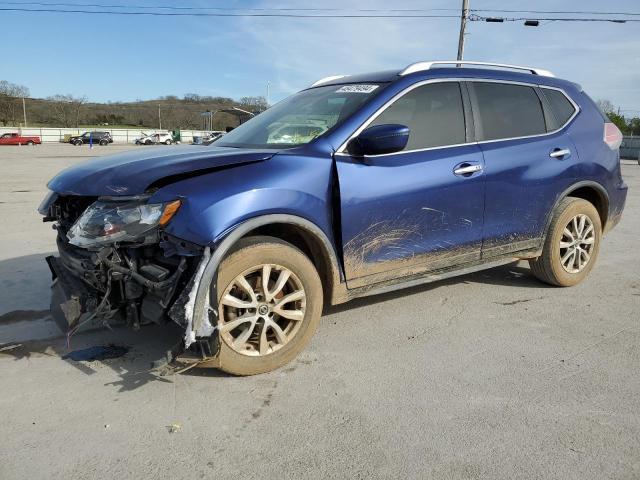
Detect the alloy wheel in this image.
<box><xmin>559</xmin><ymin>214</ymin><xmax>595</xmax><ymax>273</ymax></box>
<box><xmin>218</xmin><ymin>264</ymin><xmax>306</xmax><ymax>356</ymax></box>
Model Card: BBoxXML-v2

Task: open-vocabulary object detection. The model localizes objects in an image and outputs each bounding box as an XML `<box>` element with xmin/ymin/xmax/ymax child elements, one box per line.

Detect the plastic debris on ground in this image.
<box><xmin>62</xmin><ymin>345</ymin><xmax>129</xmax><ymax>362</ymax></box>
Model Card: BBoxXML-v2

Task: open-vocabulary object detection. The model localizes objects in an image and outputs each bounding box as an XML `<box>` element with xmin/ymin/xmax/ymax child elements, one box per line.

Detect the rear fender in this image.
<box><xmin>542</xmin><ymin>180</ymin><xmax>609</xmax><ymax>241</ymax></box>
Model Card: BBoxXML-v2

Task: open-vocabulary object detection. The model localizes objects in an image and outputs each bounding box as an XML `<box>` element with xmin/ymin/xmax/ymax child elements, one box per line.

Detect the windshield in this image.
<box><xmin>216</xmin><ymin>83</ymin><xmax>384</xmax><ymax>149</ymax></box>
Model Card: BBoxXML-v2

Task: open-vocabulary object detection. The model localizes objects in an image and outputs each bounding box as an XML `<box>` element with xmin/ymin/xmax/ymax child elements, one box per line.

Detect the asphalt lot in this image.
<box><xmin>0</xmin><ymin>144</ymin><xmax>638</xmax><ymax>480</ymax></box>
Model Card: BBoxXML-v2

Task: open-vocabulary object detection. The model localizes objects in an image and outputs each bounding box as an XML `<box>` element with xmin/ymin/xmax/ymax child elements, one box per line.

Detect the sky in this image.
<box><xmin>1</xmin><ymin>0</ymin><xmax>639</xmax><ymax>114</ymax></box>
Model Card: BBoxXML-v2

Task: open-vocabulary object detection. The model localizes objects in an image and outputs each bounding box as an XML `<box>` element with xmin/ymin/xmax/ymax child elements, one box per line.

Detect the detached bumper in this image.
<box><xmin>46</xmin><ymin>255</ymin><xmax>102</xmax><ymax>333</ymax></box>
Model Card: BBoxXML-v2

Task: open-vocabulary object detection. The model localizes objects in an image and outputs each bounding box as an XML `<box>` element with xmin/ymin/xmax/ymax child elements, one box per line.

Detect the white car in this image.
<box><xmin>134</xmin><ymin>132</ymin><xmax>173</xmax><ymax>145</ymax></box>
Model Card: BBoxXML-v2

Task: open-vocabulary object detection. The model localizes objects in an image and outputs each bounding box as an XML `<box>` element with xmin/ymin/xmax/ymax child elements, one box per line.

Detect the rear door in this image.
<box><xmin>468</xmin><ymin>81</ymin><xmax>579</xmax><ymax>258</ymax></box>
<box><xmin>337</xmin><ymin>81</ymin><xmax>486</xmax><ymax>287</ymax></box>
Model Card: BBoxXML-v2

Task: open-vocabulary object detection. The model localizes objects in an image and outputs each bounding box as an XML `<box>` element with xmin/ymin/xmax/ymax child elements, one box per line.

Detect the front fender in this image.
<box><xmin>165</xmin><ymin>187</ymin><xmax>332</xmax><ymax>247</ymax></box>
<box><xmin>149</xmin><ymin>152</ymin><xmax>335</xmax><ymax>247</ymax></box>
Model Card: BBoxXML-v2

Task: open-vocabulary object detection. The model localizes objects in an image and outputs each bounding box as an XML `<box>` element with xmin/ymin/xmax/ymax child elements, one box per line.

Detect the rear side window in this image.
<box><xmin>541</xmin><ymin>88</ymin><xmax>576</xmax><ymax>128</ymax></box>
<box><xmin>472</xmin><ymin>82</ymin><xmax>546</xmax><ymax>141</ymax></box>
<box><xmin>370</xmin><ymin>82</ymin><xmax>466</xmax><ymax>150</ymax></box>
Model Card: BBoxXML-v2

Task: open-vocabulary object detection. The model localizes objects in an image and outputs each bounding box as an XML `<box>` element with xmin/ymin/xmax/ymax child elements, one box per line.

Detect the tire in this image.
<box><xmin>74</xmin><ymin>140</ymin><xmax>82</xmax><ymax>146</ymax></box>
<box><xmin>165</xmin><ymin>139</ymin><xmax>172</xmax><ymax>145</ymax></box>
<box><xmin>529</xmin><ymin>197</ymin><xmax>602</xmax><ymax>287</ymax></box>
<box><xmin>214</xmin><ymin>236</ymin><xmax>323</xmax><ymax>375</ymax></box>
<box><xmin>99</xmin><ymin>139</ymin><xmax>108</xmax><ymax>146</ymax></box>
<box><xmin>26</xmin><ymin>141</ymin><xmax>34</xmax><ymax>146</ymax></box>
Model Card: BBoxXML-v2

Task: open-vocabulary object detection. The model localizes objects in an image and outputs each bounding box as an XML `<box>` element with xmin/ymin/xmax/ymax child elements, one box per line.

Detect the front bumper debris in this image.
<box><xmin>47</xmin><ymin>255</ymin><xmax>101</xmax><ymax>333</ymax></box>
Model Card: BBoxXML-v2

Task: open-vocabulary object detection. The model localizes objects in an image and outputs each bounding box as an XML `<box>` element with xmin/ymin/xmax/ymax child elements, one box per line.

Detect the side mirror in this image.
<box><xmin>347</xmin><ymin>124</ymin><xmax>410</xmax><ymax>156</ymax></box>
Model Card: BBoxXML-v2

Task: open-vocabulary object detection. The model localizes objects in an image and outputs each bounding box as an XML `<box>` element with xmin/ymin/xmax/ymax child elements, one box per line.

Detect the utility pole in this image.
<box><xmin>22</xmin><ymin>97</ymin><xmax>27</xmax><ymax>127</ymax></box>
<box><xmin>158</xmin><ymin>104</ymin><xmax>162</xmax><ymax>130</ymax></box>
<box><xmin>456</xmin><ymin>0</ymin><xmax>470</xmax><ymax>61</ymax></box>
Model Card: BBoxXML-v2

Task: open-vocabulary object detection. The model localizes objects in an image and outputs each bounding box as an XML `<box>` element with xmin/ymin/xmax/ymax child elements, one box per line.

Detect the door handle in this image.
<box><xmin>453</xmin><ymin>163</ymin><xmax>483</xmax><ymax>176</ymax></box>
<box><xmin>549</xmin><ymin>148</ymin><xmax>571</xmax><ymax>159</ymax></box>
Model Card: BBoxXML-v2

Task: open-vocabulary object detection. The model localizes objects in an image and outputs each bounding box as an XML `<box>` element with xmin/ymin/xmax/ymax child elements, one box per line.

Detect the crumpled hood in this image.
<box><xmin>48</xmin><ymin>145</ymin><xmax>276</xmax><ymax>196</ymax></box>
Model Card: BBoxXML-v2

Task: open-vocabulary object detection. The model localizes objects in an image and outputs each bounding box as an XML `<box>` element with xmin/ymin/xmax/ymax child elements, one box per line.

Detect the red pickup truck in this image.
<box><xmin>0</xmin><ymin>132</ymin><xmax>41</xmax><ymax>145</ymax></box>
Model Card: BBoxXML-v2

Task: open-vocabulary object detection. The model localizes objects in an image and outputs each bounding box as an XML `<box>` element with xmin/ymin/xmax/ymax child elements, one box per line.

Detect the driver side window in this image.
<box><xmin>370</xmin><ymin>82</ymin><xmax>466</xmax><ymax>151</ymax></box>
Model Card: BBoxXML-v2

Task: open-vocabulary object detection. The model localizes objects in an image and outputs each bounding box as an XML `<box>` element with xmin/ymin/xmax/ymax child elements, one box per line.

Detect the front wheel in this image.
<box><xmin>165</xmin><ymin>139</ymin><xmax>172</xmax><ymax>145</ymax></box>
<box><xmin>26</xmin><ymin>141</ymin><xmax>35</xmax><ymax>146</ymax></box>
<box><xmin>529</xmin><ymin>197</ymin><xmax>602</xmax><ymax>287</ymax></box>
<box><xmin>213</xmin><ymin>236</ymin><xmax>323</xmax><ymax>375</ymax></box>
<box><xmin>99</xmin><ymin>139</ymin><xmax>108</xmax><ymax>146</ymax></box>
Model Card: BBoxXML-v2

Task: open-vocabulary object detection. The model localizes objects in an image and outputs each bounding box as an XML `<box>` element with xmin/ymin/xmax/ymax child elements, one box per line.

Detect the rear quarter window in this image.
<box><xmin>472</xmin><ymin>82</ymin><xmax>547</xmax><ymax>141</ymax></box>
<box><xmin>541</xmin><ymin>88</ymin><xmax>577</xmax><ymax>128</ymax></box>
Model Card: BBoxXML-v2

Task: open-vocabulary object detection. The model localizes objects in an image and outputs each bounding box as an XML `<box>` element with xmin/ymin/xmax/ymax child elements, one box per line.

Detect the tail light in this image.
<box><xmin>604</xmin><ymin>122</ymin><xmax>623</xmax><ymax>150</ymax></box>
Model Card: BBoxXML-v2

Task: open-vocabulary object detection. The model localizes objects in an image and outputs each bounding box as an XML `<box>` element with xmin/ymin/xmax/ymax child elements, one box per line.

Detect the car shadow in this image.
<box><xmin>0</xmin><ymin>254</ymin><xmax>549</xmax><ymax>388</ymax></box>
<box><xmin>325</xmin><ymin>261</ymin><xmax>551</xmax><ymax>314</ymax></box>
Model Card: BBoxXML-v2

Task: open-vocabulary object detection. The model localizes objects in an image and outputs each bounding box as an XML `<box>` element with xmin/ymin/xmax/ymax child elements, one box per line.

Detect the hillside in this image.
<box><xmin>0</xmin><ymin>80</ymin><xmax>267</xmax><ymax>130</ymax></box>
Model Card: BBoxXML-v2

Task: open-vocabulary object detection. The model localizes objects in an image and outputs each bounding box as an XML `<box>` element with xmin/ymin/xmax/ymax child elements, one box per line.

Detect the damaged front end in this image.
<box><xmin>40</xmin><ymin>192</ymin><xmax>217</xmax><ymax>359</ymax></box>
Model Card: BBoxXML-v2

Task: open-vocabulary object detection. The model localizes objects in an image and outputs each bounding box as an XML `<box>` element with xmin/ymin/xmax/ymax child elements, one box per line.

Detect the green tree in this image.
<box><xmin>628</xmin><ymin>117</ymin><xmax>640</xmax><ymax>136</ymax></box>
<box><xmin>596</xmin><ymin>99</ymin><xmax>630</xmax><ymax>134</ymax></box>
<box><xmin>607</xmin><ymin>112</ymin><xmax>629</xmax><ymax>134</ymax></box>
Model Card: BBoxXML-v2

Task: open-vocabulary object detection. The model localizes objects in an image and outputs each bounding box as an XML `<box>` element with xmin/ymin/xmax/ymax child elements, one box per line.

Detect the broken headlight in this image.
<box><xmin>67</xmin><ymin>198</ymin><xmax>181</xmax><ymax>248</ymax></box>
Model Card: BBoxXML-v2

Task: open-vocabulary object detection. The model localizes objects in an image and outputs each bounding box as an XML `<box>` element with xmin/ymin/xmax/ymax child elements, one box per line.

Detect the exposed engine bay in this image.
<box><xmin>41</xmin><ymin>193</ymin><xmax>207</xmax><ymax>353</ymax></box>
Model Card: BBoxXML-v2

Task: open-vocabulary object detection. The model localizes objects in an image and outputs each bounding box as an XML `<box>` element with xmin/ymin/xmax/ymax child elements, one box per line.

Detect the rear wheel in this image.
<box><xmin>214</xmin><ymin>236</ymin><xmax>323</xmax><ymax>375</ymax></box>
<box><xmin>529</xmin><ymin>197</ymin><xmax>602</xmax><ymax>286</ymax></box>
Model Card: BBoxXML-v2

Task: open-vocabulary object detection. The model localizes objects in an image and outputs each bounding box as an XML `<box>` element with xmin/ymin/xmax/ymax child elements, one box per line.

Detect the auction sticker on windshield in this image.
<box><xmin>335</xmin><ymin>85</ymin><xmax>379</xmax><ymax>93</ymax></box>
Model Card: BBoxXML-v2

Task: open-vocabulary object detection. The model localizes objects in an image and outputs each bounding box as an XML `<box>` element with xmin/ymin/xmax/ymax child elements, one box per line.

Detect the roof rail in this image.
<box><xmin>399</xmin><ymin>61</ymin><xmax>555</xmax><ymax>78</ymax></box>
<box><xmin>310</xmin><ymin>75</ymin><xmax>347</xmax><ymax>87</ymax></box>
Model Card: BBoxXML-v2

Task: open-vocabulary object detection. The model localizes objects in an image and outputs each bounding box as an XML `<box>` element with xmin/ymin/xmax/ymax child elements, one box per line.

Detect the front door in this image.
<box><xmin>336</xmin><ymin>81</ymin><xmax>486</xmax><ymax>288</ymax></box>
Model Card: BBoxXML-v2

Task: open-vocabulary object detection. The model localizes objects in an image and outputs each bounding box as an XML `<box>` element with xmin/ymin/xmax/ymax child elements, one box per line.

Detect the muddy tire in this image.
<box><xmin>529</xmin><ymin>197</ymin><xmax>602</xmax><ymax>287</ymax></box>
<box><xmin>214</xmin><ymin>236</ymin><xmax>323</xmax><ymax>375</ymax></box>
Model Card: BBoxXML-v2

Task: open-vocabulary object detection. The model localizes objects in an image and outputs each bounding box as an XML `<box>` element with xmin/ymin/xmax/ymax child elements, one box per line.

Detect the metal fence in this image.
<box><xmin>0</xmin><ymin>127</ymin><xmax>210</xmax><ymax>144</ymax></box>
<box><xmin>621</xmin><ymin>136</ymin><xmax>640</xmax><ymax>161</ymax></box>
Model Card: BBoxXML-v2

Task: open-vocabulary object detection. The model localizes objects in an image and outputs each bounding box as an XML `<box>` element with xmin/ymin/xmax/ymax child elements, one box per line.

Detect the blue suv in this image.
<box><xmin>40</xmin><ymin>61</ymin><xmax>627</xmax><ymax>375</ymax></box>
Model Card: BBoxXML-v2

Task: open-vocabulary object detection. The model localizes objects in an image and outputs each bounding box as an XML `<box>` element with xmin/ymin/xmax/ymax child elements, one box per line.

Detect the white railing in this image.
<box><xmin>0</xmin><ymin>127</ymin><xmax>212</xmax><ymax>144</ymax></box>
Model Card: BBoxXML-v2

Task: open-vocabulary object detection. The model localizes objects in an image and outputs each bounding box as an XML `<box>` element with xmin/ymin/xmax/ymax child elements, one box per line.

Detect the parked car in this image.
<box><xmin>69</xmin><ymin>131</ymin><xmax>113</xmax><ymax>146</ymax></box>
<box><xmin>135</xmin><ymin>132</ymin><xmax>173</xmax><ymax>145</ymax></box>
<box><xmin>0</xmin><ymin>132</ymin><xmax>41</xmax><ymax>145</ymax></box>
<box><xmin>40</xmin><ymin>61</ymin><xmax>627</xmax><ymax>375</ymax></box>
<box><xmin>193</xmin><ymin>131</ymin><xmax>225</xmax><ymax>145</ymax></box>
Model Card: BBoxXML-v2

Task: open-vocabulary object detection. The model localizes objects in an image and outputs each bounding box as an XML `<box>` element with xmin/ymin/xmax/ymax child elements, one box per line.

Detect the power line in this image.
<box><xmin>0</xmin><ymin>2</ymin><xmax>460</xmax><ymax>12</ymax></box>
<box><xmin>0</xmin><ymin>7</ymin><xmax>461</xmax><ymax>18</ymax></box>
<box><xmin>471</xmin><ymin>9</ymin><xmax>640</xmax><ymax>16</ymax></box>
<box><xmin>1</xmin><ymin>2</ymin><xmax>639</xmax><ymax>16</ymax></box>
<box><xmin>1</xmin><ymin>7</ymin><xmax>638</xmax><ymax>21</ymax></box>
<box><xmin>470</xmin><ymin>14</ymin><xmax>639</xmax><ymax>23</ymax></box>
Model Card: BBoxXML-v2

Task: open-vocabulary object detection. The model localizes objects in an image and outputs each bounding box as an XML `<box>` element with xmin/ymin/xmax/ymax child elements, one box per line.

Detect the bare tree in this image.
<box><xmin>239</xmin><ymin>96</ymin><xmax>269</xmax><ymax>113</ymax></box>
<box><xmin>47</xmin><ymin>94</ymin><xmax>87</xmax><ymax>127</ymax></box>
<box><xmin>596</xmin><ymin>99</ymin><xmax>616</xmax><ymax>114</ymax></box>
<box><xmin>0</xmin><ymin>80</ymin><xmax>29</xmax><ymax>126</ymax></box>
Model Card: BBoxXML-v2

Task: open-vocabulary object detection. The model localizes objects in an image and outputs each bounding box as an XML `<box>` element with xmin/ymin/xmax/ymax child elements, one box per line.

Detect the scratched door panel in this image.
<box><xmin>468</xmin><ymin>81</ymin><xmax>580</xmax><ymax>257</ymax></box>
<box><xmin>479</xmin><ymin>132</ymin><xmax>579</xmax><ymax>256</ymax></box>
<box><xmin>337</xmin><ymin>144</ymin><xmax>486</xmax><ymax>286</ymax></box>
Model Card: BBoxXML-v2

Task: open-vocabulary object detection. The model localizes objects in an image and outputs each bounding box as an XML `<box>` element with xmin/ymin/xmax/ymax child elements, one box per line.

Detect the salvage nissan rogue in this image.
<box><xmin>39</xmin><ymin>61</ymin><xmax>627</xmax><ymax>375</ymax></box>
